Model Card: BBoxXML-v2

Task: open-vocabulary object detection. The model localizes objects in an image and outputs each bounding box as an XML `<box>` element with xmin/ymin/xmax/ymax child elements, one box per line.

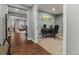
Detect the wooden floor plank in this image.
<box><xmin>10</xmin><ymin>32</ymin><xmax>50</xmax><ymax>55</ymax></box>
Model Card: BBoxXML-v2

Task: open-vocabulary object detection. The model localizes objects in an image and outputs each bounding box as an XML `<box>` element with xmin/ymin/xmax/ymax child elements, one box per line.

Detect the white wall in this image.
<box><xmin>37</xmin><ymin>12</ymin><xmax>55</xmax><ymax>36</ymax></box>
<box><xmin>66</xmin><ymin>4</ymin><xmax>79</xmax><ymax>55</ymax></box>
<box><xmin>28</xmin><ymin>5</ymin><xmax>38</xmax><ymax>43</ymax></box>
<box><xmin>27</xmin><ymin>10</ymin><xmax>32</xmax><ymax>39</ymax></box>
<box><xmin>55</xmin><ymin>14</ymin><xmax>63</xmax><ymax>33</ymax></box>
<box><xmin>0</xmin><ymin>5</ymin><xmax>8</xmax><ymax>44</ymax></box>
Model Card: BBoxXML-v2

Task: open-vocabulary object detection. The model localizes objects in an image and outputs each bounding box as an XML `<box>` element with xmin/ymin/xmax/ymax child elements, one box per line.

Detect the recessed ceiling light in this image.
<box><xmin>15</xmin><ymin>9</ymin><xmax>18</xmax><ymax>11</ymax></box>
<box><xmin>52</xmin><ymin>8</ymin><xmax>56</xmax><ymax>11</ymax></box>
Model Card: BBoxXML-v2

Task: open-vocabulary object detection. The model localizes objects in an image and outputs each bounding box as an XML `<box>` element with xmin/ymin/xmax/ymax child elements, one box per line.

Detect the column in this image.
<box><xmin>29</xmin><ymin>4</ymin><xmax>38</xmax><ymax>43</ymax></box>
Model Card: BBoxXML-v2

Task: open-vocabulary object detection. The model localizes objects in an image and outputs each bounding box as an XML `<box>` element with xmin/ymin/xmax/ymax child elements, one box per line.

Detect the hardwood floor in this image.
<box><xmin>10</xmin><ymin>32</ymin><xmax>50</xmax><ymax>55</ymax></box>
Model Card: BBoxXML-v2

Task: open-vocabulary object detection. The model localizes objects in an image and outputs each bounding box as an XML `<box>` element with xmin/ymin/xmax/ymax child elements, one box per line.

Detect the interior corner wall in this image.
<box><xmin>66</xmin><ymin>4</ymin><xmax>79</xmax><ymax>55</ymax></box>
<box><xmin>55</xmin><ymin>14</ymin><xmax>63</xmax><ymax>33</ymax></box>
<box><xmin>0</xmin><ymin>5</ymin><xmax>8</xmax><ymax>44</ymax></box>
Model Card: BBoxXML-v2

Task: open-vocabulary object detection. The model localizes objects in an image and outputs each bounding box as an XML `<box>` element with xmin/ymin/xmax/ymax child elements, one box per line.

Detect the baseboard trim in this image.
<box><xmin>37</xmin><ymin>36</ymin><xmax>42</xmax><ymax>38</ymax></box>
<box><xmin>27</xmin><ymin>37</ymin><xmax>32</xmax><ymax>40</ymax></box>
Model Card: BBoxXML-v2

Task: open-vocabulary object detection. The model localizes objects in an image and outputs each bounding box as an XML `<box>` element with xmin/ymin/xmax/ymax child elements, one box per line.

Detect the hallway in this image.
<box><xmin>10</xmin><ymin>32</ymin><xmax>50</xmax><ymax>55</ymax></box>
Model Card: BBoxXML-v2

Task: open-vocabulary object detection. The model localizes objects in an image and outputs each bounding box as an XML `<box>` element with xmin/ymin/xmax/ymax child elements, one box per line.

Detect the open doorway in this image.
<box><xmin>8</xmin><ymin>5</ymin><xmax>29</xmax><ymax>40</ymax></box>
<box><xmin>7</xmin><ymin>14</ymin><xmax>27</xmax><ymax>39</ymax></box>
<box><xmin>6</xmin><ymin>5</ymin><xmax>29</xmax><ymax>54</ymax></box>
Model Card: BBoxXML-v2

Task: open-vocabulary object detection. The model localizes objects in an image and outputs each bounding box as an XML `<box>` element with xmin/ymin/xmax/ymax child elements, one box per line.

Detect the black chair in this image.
<box><xmin>53</xmin><ymin>25</ymin><xmax>59</xmax><ymax>39</ymax></box>
<box><xmin>47</xmin><ymin>29</ymin><xmax>54</xmax><ymax>37</ymax></box>
<box><xmin>41</xmin><ymin>28</ymin><xmax>48</xmax><ymax>37</ymax></box>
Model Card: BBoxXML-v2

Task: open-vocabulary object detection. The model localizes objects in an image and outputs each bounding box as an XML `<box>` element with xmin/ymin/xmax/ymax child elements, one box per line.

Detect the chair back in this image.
<box><xmin>54</xmin><ymin>25</ymin><xmax>59</xmax><ymax>34</ymax></box>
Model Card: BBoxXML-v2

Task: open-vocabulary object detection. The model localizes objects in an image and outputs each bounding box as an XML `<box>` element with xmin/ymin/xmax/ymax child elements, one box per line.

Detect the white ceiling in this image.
<box><xmin>8</xmin><ymin>4</ymin><xmax>29</xmax><ymax>15</ymax></box>
<box><xmin>8</xmin><ymin>7</ymin><xmax>28</xmax><ymax>15</ymax></box>
<box><xmin>8</xmin><ymin>4</ymin><xmax>63</xmax><ymax>15</ymax></box>
<box><xmin>38</xmin><ymin>4</ymin><xmax>63</xmax><ymax>15</ymax></box>
<box><xmin>22</xmin><ymin>4</ymin><xmax>63</xmax><ymax>15</ymax></box>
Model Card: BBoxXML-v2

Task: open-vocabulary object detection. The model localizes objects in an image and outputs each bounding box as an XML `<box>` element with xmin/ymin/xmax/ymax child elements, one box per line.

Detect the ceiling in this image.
<box><xmin>38</xmin><ymin>4</ymin><xmax>63</xmax><ymax>15</ymax></box>
<box><xmin>22</xmin><ymin>4</ymin><xmax>63</xmax><ymax>15</ymax></box>
<box><xmin>8</xmin><ymin>4</ymin><xmax>63</xmax><ymax>15</ymax></box>
<box><xmin>8</xmin><ymin>7</ymin><xmax>28</xmax><ymax>15</ymax></box>
<box><xmin>8</xmin><ymin>4</ymin><xmax>29</xmax><ymax>15</ymax></box>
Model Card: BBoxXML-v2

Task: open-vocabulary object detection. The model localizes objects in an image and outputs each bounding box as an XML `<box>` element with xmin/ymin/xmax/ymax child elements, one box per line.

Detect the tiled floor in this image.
<box><xmin>38</xmin><ymin>33</ymin><xmax>63</xmax><ymax>55</ymax></box>
<box><xmin>10</xmin><ymin>32</ymin><xmax>50</xmax><ymax>55</ymax></box>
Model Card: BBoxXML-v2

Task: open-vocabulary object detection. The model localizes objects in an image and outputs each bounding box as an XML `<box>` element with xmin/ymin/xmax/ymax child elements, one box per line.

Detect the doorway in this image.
<box><xmin>7</xmin><ymin>7</ymin><xmax>29</xmax><ymax>54</ymax></box>
<box><xmin>7</xmin><ymin>14</ymin><xmax>27</xmax><ymax>37</ymax></box>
